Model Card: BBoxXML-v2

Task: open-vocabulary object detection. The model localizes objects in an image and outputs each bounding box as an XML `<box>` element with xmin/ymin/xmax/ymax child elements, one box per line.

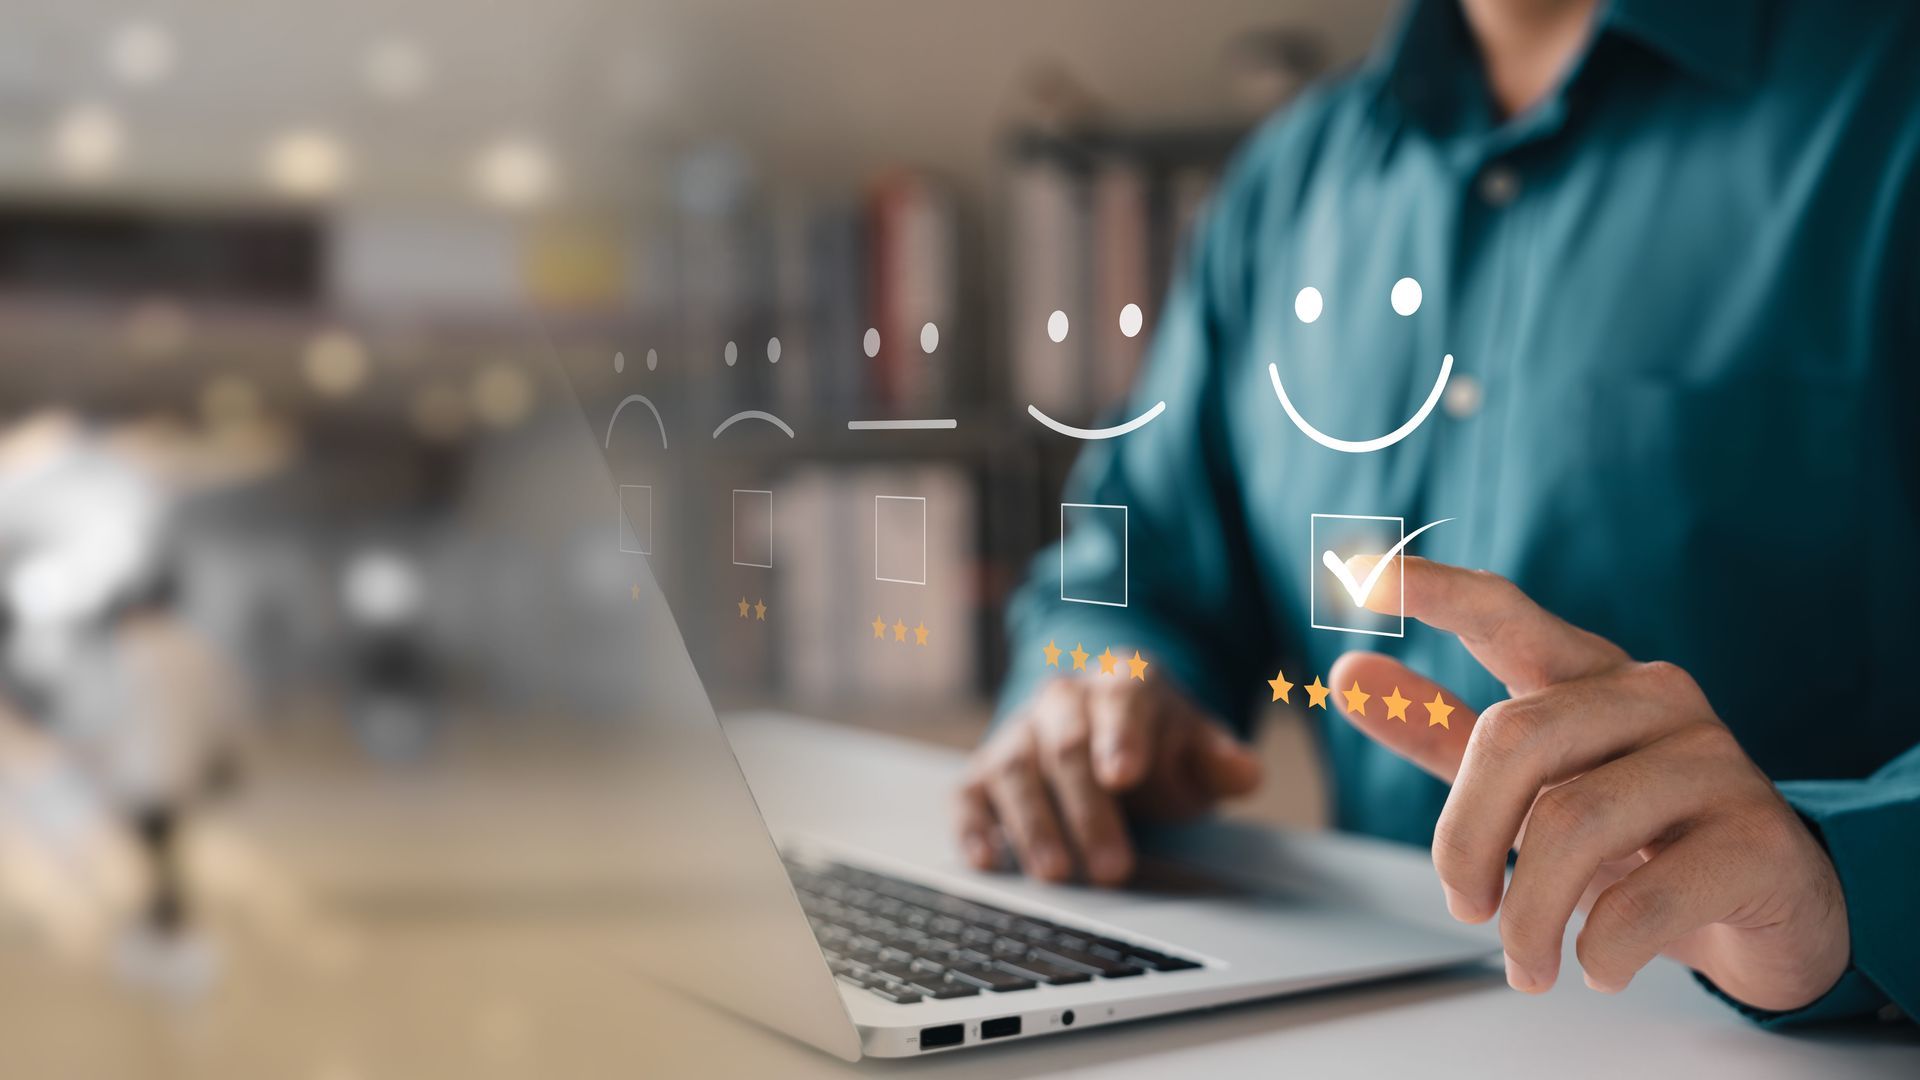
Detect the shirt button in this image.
<box><xmin>1479</xmin><ymin>165</ymin><xmax>1520</xmax><ymax>206</ymax></box>
<box><xmin>1444</xmin><ymin>372</ymin><xmax>1482</xmax><ymax>419</ymax></box>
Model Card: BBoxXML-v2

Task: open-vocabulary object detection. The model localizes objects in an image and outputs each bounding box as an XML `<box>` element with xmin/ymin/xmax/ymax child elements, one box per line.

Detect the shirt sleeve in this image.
<box><xmin>1695</xmin><ymin>743</ymin><xmax>1920</xmax><ymax>1028</ymax></box>
<box><xmin>995</xmin><ymin>162</ymin><xmax>1280</xmax><ymax>735</ymax></box>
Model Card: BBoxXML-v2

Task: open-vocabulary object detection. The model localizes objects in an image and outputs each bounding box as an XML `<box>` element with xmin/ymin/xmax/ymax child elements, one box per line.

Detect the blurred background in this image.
<box><xmin>0</xmin><ymin>2</ymin><xmax>1393</xmax><ymax>1075</ymax></box>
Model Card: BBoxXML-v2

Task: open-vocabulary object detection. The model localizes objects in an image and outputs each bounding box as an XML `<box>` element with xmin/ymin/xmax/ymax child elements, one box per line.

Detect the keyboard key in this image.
<box><xmin>1031</xmin><ymin>943</ymin><xmax>1146</xmax><ymax>979</ymax></box>
<box><xmin>909</xmin><ymin>979</ymin><xmax>982</xmax><ymax>1000</ymax></box>
<box><xmin>862</xmin><ymin>982</ymin><xmax>923</xmax><ymax>1005</ymax></box>
<box><xmin>946</xmin><ymin>965</ymin><xmax>1037</xmax><ymax>993</ymax></box>
<box><xmin>993</xmin><ymin>955</ymin><xmax>1094</xmax><ymax>986</ymax></box>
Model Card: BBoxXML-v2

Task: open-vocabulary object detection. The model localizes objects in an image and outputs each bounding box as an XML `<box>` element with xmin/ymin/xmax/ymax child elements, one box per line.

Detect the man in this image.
<box><xmin>958</xmin><ymin>0</ymin><xmax>1918</xmax><ymax>1026</ymax></box>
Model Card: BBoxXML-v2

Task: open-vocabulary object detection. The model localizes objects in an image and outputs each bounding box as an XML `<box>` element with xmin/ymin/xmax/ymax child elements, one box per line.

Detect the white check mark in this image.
<box><xmin>1321</xmin><ymin>518</ymin><xmax>1455</xmax><ymax>608</ymax></box>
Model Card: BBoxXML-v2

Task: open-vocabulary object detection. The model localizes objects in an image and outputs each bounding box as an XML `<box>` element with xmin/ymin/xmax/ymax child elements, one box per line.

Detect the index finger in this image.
<box><xmin>1347</xmin><ymin>556</ymin><xmax>1627</xmax><ymax>696</ymax></box>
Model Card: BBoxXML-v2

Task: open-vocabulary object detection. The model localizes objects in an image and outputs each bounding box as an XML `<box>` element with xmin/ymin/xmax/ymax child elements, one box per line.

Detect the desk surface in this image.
<box><xmin>647</xmin><ymin>714</ymin><xmax>1919</xmax><ymax>1079</ymax></box>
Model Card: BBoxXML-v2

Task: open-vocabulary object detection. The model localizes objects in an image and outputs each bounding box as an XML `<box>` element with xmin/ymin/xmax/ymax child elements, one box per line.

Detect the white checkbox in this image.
<box><xmin>1060</xmin><ymin>503</ymin><xmax>1129</xmax><ymax>607</ymax></box>
<box><xmin>732</xmin><ymin>489</ymin><xmax>773</xmax><ymax>568</ymax></box>
<box><xmin>1310</xmin><ymin>513</ymin><xmax>1406</xmax><ymax>638</ymax></box>
<box><xmin>617</xmin><ymin>484</ymin><xmax>653</xmax><ymax>555</ymax></box>
<box><xmin>874</xmin><ymin>495</ymin><xmax>928</xmax><ymax>585</ymax></box>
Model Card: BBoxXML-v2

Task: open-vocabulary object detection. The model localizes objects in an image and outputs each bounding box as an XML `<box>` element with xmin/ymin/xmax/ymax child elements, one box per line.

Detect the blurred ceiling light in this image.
<box><xmin>303</xmin><ymin>329</ymin><xmax>370</xmax><ymax>397</ymax></box>
<box><xmin>471</xmin><ymin>363</ymin><xmax>533</xmax><ymax>429</ymax></box>
<box><xmin>265</xmin><ymin>130</ymin><xmax>349</xmax><ymax>199</ymax></box>
<box><xmin>341</xmin><ymin>549</ymin><xmax>423</xmax><ymax>628</ymax></box>
<box><xmin>410</xmin><ymin>383</ymin><xmax>468</xmax><ymax>442</ymax></box>
<box><xmin>106</xmin><ymin>19</ymin><xmax>176</xmax><ymax>87</ymax></box>
<box><xmin>472</xmin><ymin>136</ymin><xmax>556</xmax><ymax>210</ymax></box>
<box><xmin>364</xmin><ymin>36</ymin><xmax>431</xmax><ymax>100</ymax></box>
<box><xmin>123</xmin><ymin>298</ymin><xmax>191</xmax><ymax>360</ymax></box>
<box><xmin>50</xmin><ymin>103</ymin><xmax>124</xmax><ymax>182</ymax></box>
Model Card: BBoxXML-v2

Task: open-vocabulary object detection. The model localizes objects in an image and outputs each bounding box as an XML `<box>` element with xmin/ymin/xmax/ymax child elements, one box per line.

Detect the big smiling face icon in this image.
<box><xmin>1267</xmin><ymin>277</ymin><xmax>1454</xmax><ymax>454</ymax></box>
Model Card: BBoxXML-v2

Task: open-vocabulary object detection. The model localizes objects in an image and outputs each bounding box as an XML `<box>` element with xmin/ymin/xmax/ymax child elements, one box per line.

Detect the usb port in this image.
<box><xmin>919</xmin><ymin>1024</ymin><xmax>964</xmax><ymax>1051</ymax></box>
<box><xmin>981</xmin><ymin>1016</ymin><xmax>1022</xmax><ymax>1040</ymax></box>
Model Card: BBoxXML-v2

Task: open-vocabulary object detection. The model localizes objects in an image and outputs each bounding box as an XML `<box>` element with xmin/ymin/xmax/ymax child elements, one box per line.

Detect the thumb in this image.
<box><xmin>1194</xmin><ymin>720</ymin><xmax>1262</xmax><ymax>797</ymax></box>
<box><xmin>1326</xmin><ymin>650</ymin><xmax>1475</xmax><ymax>783</ymax></box>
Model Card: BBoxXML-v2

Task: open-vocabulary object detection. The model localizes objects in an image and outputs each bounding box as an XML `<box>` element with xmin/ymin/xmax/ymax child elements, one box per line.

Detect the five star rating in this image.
<box><xmin>872</xmin><ymin>615</ymin><xmax>930</xmax><ymax>646</ymax></box>
<box><xmin>1040</xmin><ymin>639</ymin><xmax>1149</xmax><ymax>680</ymax></box>
<box><xmin>1266</xmin><ymin>669</ymin><xmax>1456</xmax><ymax>728</ymax></box>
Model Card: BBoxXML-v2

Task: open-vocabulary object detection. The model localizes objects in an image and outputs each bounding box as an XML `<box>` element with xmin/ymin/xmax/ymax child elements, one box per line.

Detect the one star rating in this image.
<box><xmin>872</xmin><ymin>617</ymin><xmax>929</xmax><ymax>646</ymax></box>
<box><xmin>1266</xmin><ymin>670</ymin><xmax>1459</xmax><ymax>730</ymax></box>
<box><xmin>1267</xmin><ymin>669</ymin><xmax>1294</xmax><ymax>703</ymax></box>
<box><xmin>1340</xmin><ymin>681</ymin><xmax>1371</xmax><ymax>717</ymax></box>
<box><xmin>1383</xmin><ymin>686</ymin><xmax>1411</xmax><ymax>722</ymax></box>
<box><xmin>1304</xmin><ymin>676</ymin><xmax>1330</xmax><ymax>709</ymax></box>
<box><xmin>1042</xmin><ymin>641</ymin><xmax>1147</xmax><ymax>680</ymax></box>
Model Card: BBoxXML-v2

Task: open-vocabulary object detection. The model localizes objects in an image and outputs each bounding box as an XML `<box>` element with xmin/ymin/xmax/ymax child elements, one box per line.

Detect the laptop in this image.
<box><xmin>538</xmin><ymin>348</ymin><xmax>1494</xmax><ymax>1060</ymax></box>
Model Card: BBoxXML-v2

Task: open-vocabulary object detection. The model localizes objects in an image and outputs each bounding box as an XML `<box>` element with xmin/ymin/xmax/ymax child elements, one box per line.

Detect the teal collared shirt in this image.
<box><xmin>1002</xmin><ymin>0</ymin><xmax>1919</xmax><ymax>1028</ymax></box>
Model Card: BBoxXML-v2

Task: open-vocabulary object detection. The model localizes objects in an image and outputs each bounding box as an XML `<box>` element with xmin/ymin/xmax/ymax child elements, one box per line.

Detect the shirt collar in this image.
<box><xmin>1370</xmin><ymin>0</ymin><xmax>1769</xmax><ymax>128</ymax></box>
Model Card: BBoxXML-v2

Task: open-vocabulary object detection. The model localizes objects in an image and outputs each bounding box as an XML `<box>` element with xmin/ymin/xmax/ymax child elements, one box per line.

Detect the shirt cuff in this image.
<box><xmin>1692</xmin><ymin>967</ymin><xmax>1896</xmax><ymax>1029</ymax></box>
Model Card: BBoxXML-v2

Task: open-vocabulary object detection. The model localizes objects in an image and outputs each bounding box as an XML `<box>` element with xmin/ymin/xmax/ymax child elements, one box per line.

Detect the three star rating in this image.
<box><xmin>1040</xmin><ymin>639</ymin><xmax>1149</xmax><ymax>680</ymax></box>
<box><xmin>872</xmin><ymin>616</ymin><xmax>930</xmax><ymax>646</ymax></box>
<box><xmin>1267</xmin><ymin>669</ymin><xmax>1456</xmax><ymax>728</ymax></box>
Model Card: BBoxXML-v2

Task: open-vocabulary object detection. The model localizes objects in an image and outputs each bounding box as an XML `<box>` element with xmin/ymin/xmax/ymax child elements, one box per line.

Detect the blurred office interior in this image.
<box><xmin>0</xmin><ymin>2</ymin><xmax>1389</xmax><ymax>1075</ymax></box>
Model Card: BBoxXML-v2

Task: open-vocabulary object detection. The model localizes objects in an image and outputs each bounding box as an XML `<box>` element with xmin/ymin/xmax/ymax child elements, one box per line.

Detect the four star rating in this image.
<box><xmin>1040</xmin><ymin>639</ymin><xmax>1149</xmax><ymax>681</ymax></box>
<box><xmin>1267</xmin><ymin>669</ymin><xmax>1456</xmax><ymax>728</ymax></box>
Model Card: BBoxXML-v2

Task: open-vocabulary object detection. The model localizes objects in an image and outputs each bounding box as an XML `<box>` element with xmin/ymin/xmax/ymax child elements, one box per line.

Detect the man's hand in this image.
<box><xmin>1332</xmin><ymin>556</ymin><xmax>1850</xmax><ymax>1011</ymax></box>
<box><xmin>954</xmin><ymin>677</ymin><xmax>1260</xmax><ymax>885</ymax></box>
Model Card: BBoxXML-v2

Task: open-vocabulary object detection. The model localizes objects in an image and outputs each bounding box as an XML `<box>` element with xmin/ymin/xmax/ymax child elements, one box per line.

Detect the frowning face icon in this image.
<box><xmin>1267</xmin><ymin>277</ymin><xmax>1453</xmax><ymax>454</ymax></box>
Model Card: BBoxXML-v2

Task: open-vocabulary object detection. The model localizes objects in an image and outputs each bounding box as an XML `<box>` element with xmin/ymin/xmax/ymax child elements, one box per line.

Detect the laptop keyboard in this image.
<box><xmin>784</xmin><ymin>858</ymin><xmax>1203</xmax><ymax>1006</ymax></box>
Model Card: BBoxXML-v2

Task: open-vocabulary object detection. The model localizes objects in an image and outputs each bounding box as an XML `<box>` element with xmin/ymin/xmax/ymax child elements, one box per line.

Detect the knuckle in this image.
<box><xmin>1472</xmin><ymin>699</ymin><xmax>1540</xmax><ymax>764</ymax></box>
<box><xmin>1591</xmin><ymin>880</ymin><xmax>1663</xmax><ymax>937</ymax></box>
<box><xmin>1039</xmin><ymin>714</ymin><xmax>1092</xmax><ymax>763</ymax></box>
<box><xmin>1525</xmin><ymin>785</ymin><xmax>1591</xmax><ymax>853</ymax></box>
<box><xmin>1637</xmin><ymin>660</ymin><xmax>1707</xmax><ymax>710</ymax></box>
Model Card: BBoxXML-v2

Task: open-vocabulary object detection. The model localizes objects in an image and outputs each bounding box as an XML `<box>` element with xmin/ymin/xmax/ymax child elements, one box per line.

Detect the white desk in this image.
<box><xmin>633</xmin><ymin>714</ymin><xmax>1918</xmax><ymax>1078</ymax></box>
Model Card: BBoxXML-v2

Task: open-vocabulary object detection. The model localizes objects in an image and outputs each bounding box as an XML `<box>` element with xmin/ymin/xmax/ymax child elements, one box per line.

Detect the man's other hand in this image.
<box><xmin>1331</xmin><ymin>556</ymin><xmax>1850</xmax><ymax>1012</ymax></box>
<box><xmin>954</xmin><ymin>677</ymin><xmax>1260</xmax><ymax>886</ymax></box>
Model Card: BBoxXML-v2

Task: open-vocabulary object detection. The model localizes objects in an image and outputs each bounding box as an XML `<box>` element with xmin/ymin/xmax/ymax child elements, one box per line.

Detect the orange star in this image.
<box><xmin>1069</xmin><ymin>643</ymin><xmax>1089</xmax><ymax>671</ymax></box>
<box><xmin>893</xmin><ymin>620</ymin><xmax>908</xmax><ymax>643</ymax></box>
<box><xmin>1127</xmin><ymin>651</ymin><xmax>1148</xmax><ymax>681</ymax></box>
<box><xmin>1097</xmin><ymin>647</ymin><xmax>1118</xmax><ymax>675</ymax></box>
<box><xmin>914</xmin><ymin>622</ymin><xmax>928</xmax><ymax>646</ymax></box>
<box><xmin>1383</xmin><ymin>687</ymin><xmax>1411</xmax><ymax>722</ymax></box>
<box><xmin>872</xmin><ymin>616</ymin><xmax>887</xmax><ymax>639</ymax></box>
<box><xmin>1267</xmin><ymin>669</ymin><xmax>1294</xmax><ymax>703</ymax></box>
<box><xmin>754</xmin><ymin>599</ymin><xmax>767</xmax><ymax>621</ymax></box>
<box><xmin>1042</xmin><ymin>639</ymin><xmax>1062</xmax><ymax>667</ymax></box>
<box><xmin>1304</xmin><ymin>676</ymin><xmax>1330</xmax><ymax>709</ymax></box>
<box><xmin>1425</xmin><ymin>693</ymin><xmax>1456</xmax><ymax>729</ymax></box>
<box><xmin>737</xmin><ymin>597</ymin><xmax>750</xmax><ymax>618</ymax></box>
<box><xmin>1340</xmin><ymin>681</ymin><xmax>1371</xmax><ymax>716</ymax></box>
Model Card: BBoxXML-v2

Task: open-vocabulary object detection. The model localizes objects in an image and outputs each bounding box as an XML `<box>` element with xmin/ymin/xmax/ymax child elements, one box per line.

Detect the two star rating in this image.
<box><xmin>1266</xmin><ymin>670</ymin><xmax>1456</xmax><ymax>728</ymax></box>
<box><xmin>873</xmin><ymin>616</ymin><xmax>930</xmax><ymax>645</ymax></box>
<box><xmin>1041</xmin><ymin>640</ymin><xmax>1150</xmax><ymax>680</ymax></box>
<box><xmin>737</xmin><ymin>597</ymin><xmax>768</xmax><ymax>620</ymax></box>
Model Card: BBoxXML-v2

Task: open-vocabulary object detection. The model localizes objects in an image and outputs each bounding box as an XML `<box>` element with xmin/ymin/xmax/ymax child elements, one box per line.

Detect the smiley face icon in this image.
<box><xmin>1267</xmin><ymin>277</ymin><xmax>1454</xmax><ymax>454</ymax></box>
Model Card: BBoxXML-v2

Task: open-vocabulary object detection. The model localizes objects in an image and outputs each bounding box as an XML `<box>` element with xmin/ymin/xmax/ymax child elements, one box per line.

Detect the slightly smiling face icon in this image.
<box><xmin>1267</xmin><ymin>277</ymin><xmax>1454</xmax><ymax>454</ymax></box>
<box><xmin>1027</xmin><ymin>304</ymin><xmax>1169</xmax><ymax>440</ymax></box>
